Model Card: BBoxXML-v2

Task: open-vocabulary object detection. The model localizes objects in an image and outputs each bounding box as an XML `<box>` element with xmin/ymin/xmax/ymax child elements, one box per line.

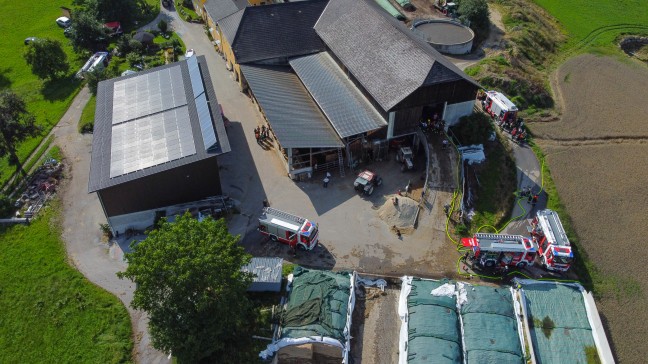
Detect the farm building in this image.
<box><xmin>88</xmin><ymin>56</ymin><xmax>230</xmax><ymax>235</ymax></box>
<box><xmin>242</xmin><ymin>257</ymin><xmax>283</xmax><ymax>292</ymax></box>
<box><xmin>261</xmin><ymin>267</ymin><xmax>355</xmax><ymax>363</ymax></box>
<box><xmin>209</xmin><ymin>0</ymin><xmax>480</xmax><ymax>178</ymax></box>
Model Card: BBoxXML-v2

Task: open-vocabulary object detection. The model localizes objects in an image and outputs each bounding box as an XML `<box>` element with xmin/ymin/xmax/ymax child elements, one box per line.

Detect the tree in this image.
<box><xmin>117</xmin><ymin>213</ymin><xmax>256</xmax><ymax>363</ymax></box>
<box><xmin>23</xmin><ymin>39</ymin><xmax>69</xmax><ymax>80</ymax></box>
<box><xmin>158</xmin><ymin>19</ymin><xmax>168</xmax><ymax>34</ymax></box>
<box><xmin>68</xmin><ymin>10</ymin><xmax>106</xmax><ymax>52</ymax></box>
<box><xmin>458</xmin><ymin>0</ymin><xmax>490</xmax><ymax>39</ymax></box>
<box><xmin>75</xmin><ymin>0</ymin><xmax>138</xmax><ymax>25</ymax></box>
<box><xmin>0</xmin><ymin>90</ymin><xmax>40</xmax><ymax>167</ymax></box>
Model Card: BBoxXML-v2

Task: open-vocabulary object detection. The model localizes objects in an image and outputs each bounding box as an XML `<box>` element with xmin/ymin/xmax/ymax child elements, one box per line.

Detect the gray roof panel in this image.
<box><xmin>314</xmin><ymin>0</ymin><xmax>480</xmax><ymax>111</ymax></box>
<box><xmin>240</xmin><ymin>64</ymin><xmax>343</xmax><ymax>149</ymax></box>
<box><xmin>290</xmin><ymin>52</ymin><xmax>387</xmax><ymax>138</ymax></box>
<box><xmin>218</xmin><ymin>8</ymin><xmax>245</xmax><ymax>45</ymax></box>
<box><xmin>203</xmin><ymin>0</ymin><xmax>246</xmax><ymax>22</ymax></box>
<box><xmin>241</xmin><ymin>257</ymin><xmax>283</xmax><ymax>283</ymax></box>
<box><xmin>226</xmin><ymin>0</ymin><xmax>328</xmax><ymax>64</ymax></box>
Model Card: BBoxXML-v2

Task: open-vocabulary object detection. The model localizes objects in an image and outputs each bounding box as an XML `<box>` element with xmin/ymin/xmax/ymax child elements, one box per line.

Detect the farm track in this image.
<box><xmin>534</xmin><ymin>135</ymin><xmax>648</xmax><ymax>147</ymax></box>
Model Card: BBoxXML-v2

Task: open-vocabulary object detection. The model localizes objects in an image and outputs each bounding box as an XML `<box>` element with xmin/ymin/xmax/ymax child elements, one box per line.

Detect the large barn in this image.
<box><xmin>88</xmin><ymin>56</ymin><xmax>230</xmax><ymax>235</ymax></box>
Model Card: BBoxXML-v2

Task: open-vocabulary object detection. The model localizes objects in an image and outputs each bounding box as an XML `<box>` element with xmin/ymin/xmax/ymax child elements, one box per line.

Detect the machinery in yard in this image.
<box><xmin>529</xmin><ymin>209</ymin><xmax>574</xmax><ymax>272</ymax></box>
<box><xmin>462</xmin><ymin>233</ymin><xmax>537</xmax><ymax>269</ymax></box>
<box><xmin>396</xmin><ymin>146</ymin><xmax>415</xmax><ymax>172</ymax></box>
<box><xmin>434</xmin><ymin>0</ymin><xmax>458</xmax><ymax>17</ymax></box>
<box><xmin>258</xmin><ymin>207</ymin><xmax>319</xmax><ymax>251</ymax></box>
<box><xmin>354</xmin><ymin>170</ymin><xmax>383</xmax><ymax>196</ymax></box>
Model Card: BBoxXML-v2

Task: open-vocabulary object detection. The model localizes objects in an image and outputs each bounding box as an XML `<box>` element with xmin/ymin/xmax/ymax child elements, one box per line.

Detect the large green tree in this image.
<box><xmin>74</xmin><ymin>0</ymin><xmax>141</xmax><ymax>25</ymax></box>
<box><xmin>23</xmin><ymin>39</ymin><xmax>69</xmax><ymax>80</ymax></box>
<box><xmin>0</xmin><ymin>90</ymin><xmax>40</xmax><ymax>167</ymax></box>
<box><xmin>118</xmin><ymin>213</ymin><xmax>256</xmax><ymax>363</ymax></box>
<box><xmin>458</xmin><ymin>0</ymin><xmax>490</xmax><ymax>40</ymax></box>
<box><xmin>67</xmin><ymin>10</ymin><xmax>106</xmax><ymax>52</ymax></box>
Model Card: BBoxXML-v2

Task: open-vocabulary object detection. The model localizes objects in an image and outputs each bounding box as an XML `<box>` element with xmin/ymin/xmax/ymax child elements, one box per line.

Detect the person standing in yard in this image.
<box><xmin>323</xmin><ymin>175</ymin><xmax>330</xmax><ymax>188</ymax></box>
<box><xmin>532</xmin><ymin>194</ymin><xmax>539</xmax><ymax>205</ymax></box>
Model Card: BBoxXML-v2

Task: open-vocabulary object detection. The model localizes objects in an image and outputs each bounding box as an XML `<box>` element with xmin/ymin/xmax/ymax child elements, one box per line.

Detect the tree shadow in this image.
<box><xmin>41</xmin><ymin>77</ymin><xmax>82</xmax><ymax>102</ymax></box>
<box><xmin>0</xmin><ymin>67</ymin><xmax>12</xmax><ymax>89</ymax></box>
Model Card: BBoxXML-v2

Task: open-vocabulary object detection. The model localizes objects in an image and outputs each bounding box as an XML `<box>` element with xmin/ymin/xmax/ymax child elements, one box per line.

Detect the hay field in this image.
<box><xmin>533</xmin><ymin>54</ymin><xmax>648</xmax><ymax>363</ymax></box>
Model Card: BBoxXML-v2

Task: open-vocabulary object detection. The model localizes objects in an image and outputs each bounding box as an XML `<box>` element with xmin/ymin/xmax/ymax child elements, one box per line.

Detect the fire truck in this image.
<box><xmin>258</xmin><ymin>207</ymin><xmax>319</xmax><ymax>251</ymax></box>
<box><xmin>529</xmin><ymin>209</ymin><xmax>574</xmax><ymax>272</ymax></box>
<box><xmin>462</xmin><ymin>233</ymin><xmax>537</xmax><ymax>269</ymax></box>
<box><xmin>481</xmin><ymin>90</ymin><xmax>518</xmax><ymax>124</ymax></box>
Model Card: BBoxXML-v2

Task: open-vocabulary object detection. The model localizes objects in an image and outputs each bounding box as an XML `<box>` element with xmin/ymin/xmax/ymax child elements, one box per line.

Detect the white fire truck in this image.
<box><xmin>529</xmin><ymin>209</ymin><xmax>574</xmax><ymax>272</ymax></box>
<box><xmin>258</xmin><ymin>208</ymin><xmax>319</xmax><ymax>250</ymax></box>
<box><xmin>462</xmin><ymin>233</ymin><xmax>537</xmax><ymax>269</ymax></box>
<box><xmin>481</xmin><ymin>90</ymin><xmax>518</xmax><ymax>124</ymax></box>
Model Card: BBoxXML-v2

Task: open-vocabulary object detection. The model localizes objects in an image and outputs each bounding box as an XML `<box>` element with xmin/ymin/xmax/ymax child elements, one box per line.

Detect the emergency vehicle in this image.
<box><xmin>462</xmin><ymin>233</ymin><xmax>537</xmax><ymax>269</ymax></box>
<box><xmin>481</xmin><ymin>91</ymin><xmax>518</xmax><ymax>124</ymax></box>
<box><xmin>258</xmin><ymin>208</ymin><xmax>319</xmax><ymax>250</ymax></box>
<box><xmin>529</xmin><ymin>209</ymin><xmax>574</xmax><ymax>272</ymax></box>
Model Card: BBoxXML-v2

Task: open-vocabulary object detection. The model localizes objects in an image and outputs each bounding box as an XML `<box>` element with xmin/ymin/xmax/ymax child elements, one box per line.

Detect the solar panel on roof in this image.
<box><xmin>110</xmin><ymin>106</ymin><xmax>196</xmax><ymax>177</ymax></box>
<box><xmin>187</xmin><ymin>56</ymin><xmax>205</xmax><ymax>98</ymax></box>
<box><xmin>195</xmin><ymin>93</ymin><xmax>217</xmax><ymax>151</ymax></box>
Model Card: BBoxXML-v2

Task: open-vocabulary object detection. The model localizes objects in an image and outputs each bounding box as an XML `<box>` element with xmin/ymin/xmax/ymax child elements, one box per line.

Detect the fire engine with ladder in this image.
<box><xmin>258</xmin><ymin>207</ymin><xmax>319</xmax><ymax>251</ymax></box>
<box><xmin>462</xmin><ymin>233</ymin><xmax>537</xmax><ymax>269</ymax></box>
<box><xmin>529</xmin><ymin>209</ymin><xmax>574</xmax><ymax>272</ymax></box>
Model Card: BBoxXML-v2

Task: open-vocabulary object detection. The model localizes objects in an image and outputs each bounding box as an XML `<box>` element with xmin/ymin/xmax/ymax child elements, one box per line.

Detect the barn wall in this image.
<box><xmin>99</xmin><ymin>157</ymin><xmax>223</xmax><ymax>217</ymax></box>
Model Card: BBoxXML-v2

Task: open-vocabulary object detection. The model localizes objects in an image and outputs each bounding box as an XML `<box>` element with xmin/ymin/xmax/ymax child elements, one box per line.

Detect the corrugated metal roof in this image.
<box><xmin>203</xmin><ymin>0</ymin><xmax>246</xmax><ymax>22</ymax></box>
<box><xmin>222</xmin><ymin>0</ymin><xmax>328</xmax><ymax>64</ymax></box>
<box><xmin>242</xmin><ymin>257</ymin><xmax>283</xmax><ymax>283</ymax></box>
<box><xmin>290</xmin><ymin>52</ymin><xmax>387</xmax><ymax>138</ymax></box>
<box><xmin>88</xmin><ymin>56</ymin><xmax>230</xmax><ymax>193</ymax></box>
<box><xmin>314</xmin><ymin>0</ymin><xmax>480</xmax><ymax>112</ymax></box>
<box><xmin>240</xmin><ymin>64</ymin><xmax>343</xmax><ymax>149</ymax></box>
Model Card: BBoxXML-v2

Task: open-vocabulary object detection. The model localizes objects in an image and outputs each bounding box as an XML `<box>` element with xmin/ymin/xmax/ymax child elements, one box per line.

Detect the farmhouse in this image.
<box><xmin>88</xmin><ymin>56</ymin><xmax>230</xmax><ymax>235</ymax></box>
<box><xmin>209</xmin><ymin>0</ymin><xmax>480</xmax><ymax>178</ymax></box>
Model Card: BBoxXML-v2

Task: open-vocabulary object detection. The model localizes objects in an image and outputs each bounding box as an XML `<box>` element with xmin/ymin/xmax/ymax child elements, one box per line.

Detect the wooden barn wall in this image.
<box><xmin>393</xmin><ymin>80</ymin><xmax>478</xmax><ymax>111</ymax></box>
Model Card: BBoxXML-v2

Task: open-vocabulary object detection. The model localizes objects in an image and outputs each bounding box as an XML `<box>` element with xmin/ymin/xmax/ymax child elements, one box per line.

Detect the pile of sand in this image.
<box><xmin>378</xmin><ymin>195</ymin><xmax>418</xmax><ymax>234</ymax></box>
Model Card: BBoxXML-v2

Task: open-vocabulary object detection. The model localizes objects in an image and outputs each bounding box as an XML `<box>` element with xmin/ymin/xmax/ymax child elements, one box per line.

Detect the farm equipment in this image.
<box><xmin>462</xmin><ymin>233</ymin><xmax>537</xmax><ymax>269</ymax></box>
<box><xmin>258</xmin><ymin>208</ymin><xmax>319</xmax><ymax>251</ymax></box>
<box><xmin>529</xmin><ymin>209</ymin><xmax>574</xmax><ymax>272</ymax></box>
<box><xmin>481</xmin><ymin>90</ymin><xmax>518</xmax><ymax>125</ymax></box>
<box><xmin>396</xmin><ymin>146</ymin><xmax>415</xmax><ymax>172</ymax></box>
<box><xmin>434</xmin><ymin>0</ymin><xmax>458</xmax><ymax>17</ymax></box>
<box><xmin>354</xmin><ymin>170</ymin><xmax>383</xmax><ymax>196</ymax></box>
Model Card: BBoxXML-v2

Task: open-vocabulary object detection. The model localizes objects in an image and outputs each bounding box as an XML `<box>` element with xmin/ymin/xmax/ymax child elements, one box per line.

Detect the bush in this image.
<box><xmin>450</xmin><ymin>113</ymin><xmax>494</xmax><ymax>146</ymax></box>
<box><xmin>126</xmin><ymin>52</ymin><xmax>142</xmax><ymax>67</ymax></box>
<box><xmin>0</xmin><ymin>194</ymin><xmax>13</xmax><ymax>218</ymax></box>
<box><xmin>158</xmin><ymin>19</ymin><xmax>168</xmax><ymax>34</ymax></box>
<box><xmin>458</xmin><ymin>0</ymin><xmax>490</xmax><ymax>42</ymax></box>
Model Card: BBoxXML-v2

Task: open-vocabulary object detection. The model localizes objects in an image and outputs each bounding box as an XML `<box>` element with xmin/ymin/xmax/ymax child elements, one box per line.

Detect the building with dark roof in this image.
<box><xmin>89</xmin><ymin>56</ymin><xmax>230</xmax><ymax>234</ymax></box>
<box><xmin>208</xmin><ymin>0</ymin><xmax>479</xmax><ymax>179</ymax></box>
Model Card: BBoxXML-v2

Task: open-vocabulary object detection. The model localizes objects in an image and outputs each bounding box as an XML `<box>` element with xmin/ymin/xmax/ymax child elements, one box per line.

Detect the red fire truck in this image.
<box><xmin>529</xmin><ymin>209</ymin><xmax>574</xmax><ymax>272</ymax></box>
<box><xmin>258</xmin><ymin>207</ymin><xmax>319</xmax><ymax>251</ymax></box>
<box><xmin>462</xmin><ymin>233</ymin><xmax>537</xmax><ymax>269</ymax></box>
<box><xmin>481</xmin><ymin>90</ymin><xmax>518</xmax><ymax>124</ymax></box>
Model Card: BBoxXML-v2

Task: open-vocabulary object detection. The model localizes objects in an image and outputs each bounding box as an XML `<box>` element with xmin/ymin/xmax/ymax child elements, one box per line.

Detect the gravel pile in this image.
<box><xmin>378</xmin><ymin>194</ymin><xmax>418</xmax><ymax>233</ymax></box>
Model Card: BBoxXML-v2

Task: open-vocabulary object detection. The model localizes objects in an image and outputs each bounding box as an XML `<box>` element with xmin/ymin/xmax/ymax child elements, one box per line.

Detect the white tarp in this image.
<box><xmin>458</xmin><ymin>144</ymin><xmax>485</xmax><ymax>165</ymax></box>
<box><xmin>398</xmin><ymin>276</ymin><xmax>413</xmax><ymax>364</ymax></box>
<box><xmin>430</xmin><ymin>283</ymin><xmax>456</xmax><ymax>297</ymax></box>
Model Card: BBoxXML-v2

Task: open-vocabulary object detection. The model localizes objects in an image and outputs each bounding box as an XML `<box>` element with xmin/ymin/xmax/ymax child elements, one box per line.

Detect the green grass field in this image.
<box><xmin>0</xmin><ymin>1</ymin><xmax>83</xmax><ymax>187</ymax></box>
<box><xmin>79</xmin><ymin>94</ymin><xmax>96</xmax><ymax>133</ymax></box>
<box><xmin>532</xmin><ymin>0</ymin><xmax>648</xmax><ymax>48</ymax></box>
<box><xmin>0</xmin><ymin>202</ymin><xmax>132</xmax><ymax>362</ymax></box>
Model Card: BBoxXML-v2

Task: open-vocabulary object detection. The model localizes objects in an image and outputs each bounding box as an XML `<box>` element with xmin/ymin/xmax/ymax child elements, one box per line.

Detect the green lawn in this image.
<box><xmin>0</xmin><ymin>202</ymin><xmax>133</xmax><ymax>362</ymax></box>
<box><xmin>79</xmin><ymin>94</ymin><xmax>96</xmax><ymax>133</ymax></box>
<box><xmin>0</xmin><ymin>0</ymin><xmax>84</xmax><ymax>187</ymax></box>
<box><xmin>532</xmin><ymin>0</ymin><xmax>648</xmax><ymax>47</ymax></box>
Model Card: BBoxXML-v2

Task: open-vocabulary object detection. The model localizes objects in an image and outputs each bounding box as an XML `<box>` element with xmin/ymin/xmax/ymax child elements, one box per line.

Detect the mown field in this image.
<box><xmin>0</xmin><ymin>202</ymin><xmax>132</xmax><ymax>362</ymax></box>
<box><xmin>0</xmin><ymin>0</ymin><xmax>81</xmax><ymax>187</ymax></box>
<box><xmin>532</xmin><ymin>54</ymin><xmax>648</xmax><ymax>363</ymax></box>
<box><xmin>532</xmin><ymin>0</ymin><xmax>648</xmax><ymax>48</ymax></box>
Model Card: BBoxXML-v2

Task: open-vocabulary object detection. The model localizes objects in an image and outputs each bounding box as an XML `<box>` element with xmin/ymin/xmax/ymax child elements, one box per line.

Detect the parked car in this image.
<box><xmin>185</xmin><ymin>48</ymin><xmax>195</xmax><ymax>58</ymax></box>
<box><xmin>56</xmin><ymin>17</ymin><xmax>71</xmax><ymax>28</ymax></box>
<box><xmin>24</xmin><ymin>37</ymin><xmax>37</xmax><ymax>45</ymax></box>
<box><xmin>354</xmin><ymin>170</ymin><xmax>382</xmax><ymax>196</ymax></box>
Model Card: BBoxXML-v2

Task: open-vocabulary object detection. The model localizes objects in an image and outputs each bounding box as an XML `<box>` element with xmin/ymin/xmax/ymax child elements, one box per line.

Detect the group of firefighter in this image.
<box><xmin>498</xmin><ymin>115</ymin><xmax>527</xmax><ymax>144</ymax></box>
<box><xmin>420</xmin><ymin>113</ymin><xmax>446</xmax><ymax>135</ymax></box>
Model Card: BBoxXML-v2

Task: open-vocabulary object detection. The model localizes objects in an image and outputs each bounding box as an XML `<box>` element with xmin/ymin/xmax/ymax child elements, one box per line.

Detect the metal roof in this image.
<box><xmin>221</xmin><ymin>0</ymin><xmax>328</xmax><ymax>64</ymax></box>
<box><xmin>89</xmin><ymin>56</ymin><xmax>231</xmax><ymax>193</ymax></box>
<box><xmin>314</xmin><ymin>0</ymin><xmax>480</xmax><ymax>112</ymax></box>
<box><xmin>240</xmin><ymin>64</ymin><xmax>343</xmax><ymax>149</ymax></box>
<box><xmin>203</xmin><ymin>0</ymin><xmax>246</xmax><ymax>23</ymax></box>
<box><xmin>241</xmin><ymin>257</ymin><xmax>283</xmax><ymax>284</ymax></box>
<box><xmin>290</xmin><ymin>52</ymin><xmax>387</xmax><ymax>138</ymax></box>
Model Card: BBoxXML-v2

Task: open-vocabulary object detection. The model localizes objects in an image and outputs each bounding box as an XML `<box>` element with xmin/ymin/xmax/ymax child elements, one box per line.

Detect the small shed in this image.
<box><xmin>242</xmin><ymin>257</ymin><xmax>283</xmax><ymax>292</ymax></box>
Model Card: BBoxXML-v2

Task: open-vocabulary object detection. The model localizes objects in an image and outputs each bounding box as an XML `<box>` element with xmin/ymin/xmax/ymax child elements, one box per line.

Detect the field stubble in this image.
<box><xmin>534</xmin><ymin>54</ymin><xmax>648</xmax><ymax>363</ymax></box>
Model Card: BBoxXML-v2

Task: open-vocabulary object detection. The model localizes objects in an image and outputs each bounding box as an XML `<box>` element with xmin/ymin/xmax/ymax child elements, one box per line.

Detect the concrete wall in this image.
<box><xmin>443</xmin><ymin>100</ymin><xmax>476</xmax><ymax>126</ymax></box>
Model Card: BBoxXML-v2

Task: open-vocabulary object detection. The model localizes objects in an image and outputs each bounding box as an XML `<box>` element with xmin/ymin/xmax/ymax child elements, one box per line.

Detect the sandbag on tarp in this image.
<box><xmin>521</xmin><ymin>282</ymin><xmax>597</xmax><ymax>364</ymax></box>
<box><xmin>460</xmin><ymin>285</ymin><xmax>524</xmax><ymax>364</ymax></box>
<box><xmin>407</xmin><ymin>279</ymin><xmax>462</xmax><ymax>364</ymax></box>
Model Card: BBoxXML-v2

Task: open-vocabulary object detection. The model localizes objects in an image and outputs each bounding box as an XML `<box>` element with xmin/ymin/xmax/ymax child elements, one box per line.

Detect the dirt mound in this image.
<box><xmin>378</xmin><ymin>195</ymin><xmax>418</xmax><ymax>234</ymax></box>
